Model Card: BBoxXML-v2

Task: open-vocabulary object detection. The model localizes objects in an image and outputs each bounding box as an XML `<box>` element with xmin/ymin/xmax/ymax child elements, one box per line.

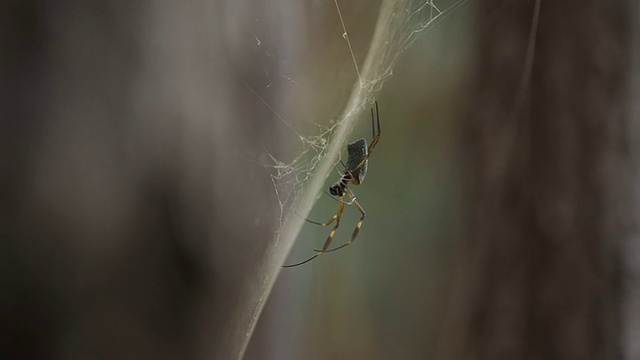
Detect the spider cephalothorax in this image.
<box><xmin>284</xmin><ymin>102</ymin><xmax>381</xmax><ymax>268</ymax></box>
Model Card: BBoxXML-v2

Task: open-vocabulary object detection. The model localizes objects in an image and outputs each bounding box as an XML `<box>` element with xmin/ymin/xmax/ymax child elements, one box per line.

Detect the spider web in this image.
<box><xmin>265</xmin><ymin>0</ymin><xmax>467</xmax><ymax>248</ymax></box>
<box><xmin>238</xmin><ymin>0</ymin><xmax>467</xmax><ymax>358</ymax></box>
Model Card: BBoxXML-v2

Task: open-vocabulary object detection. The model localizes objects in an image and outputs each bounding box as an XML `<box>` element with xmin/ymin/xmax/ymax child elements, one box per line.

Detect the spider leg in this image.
<box><xmin>293</xmin><ymin>209</ymin><xmax>337</xmax><ymax>227</ymax></box>
<box><xmin>314</xmin><ymin>189</ymin><xmax>365</xmax><ymax>253</ymax></box>
<box><xmin>303</xmin><ymin>211</ymin><xmax>338</xmax><ymax>227</ymax></box>
<box><xmin>282</xmin><ymin>254</ymin><xmax>318</xmax><ymax>268</ymax></box>
<box><xmin>282</xmin><ymin>199</ymin><xmax>344</xmax><ymax>268</ymax></box>
<box><xmin>315</xmin><ymin>200</ymin><xmax>344</xmax><ymax>253</ymax></box>
<box><xmin>300</xmin><ymin>189</ymin><xmax>355</xmax><ymax>227</ymax></box>
<box><xmin>332</xmin><ymin>159</ymin><xmax>345</xmax><ymax>176</ymax></box>
<box><xmin>342</xmin><ymin>196</ymin><xmax>357</xmax><ymax>206</ymax></box>
<box><xmin>368</xmin><ymin>101</ymin><xmax>381</xmax><ymax>154</ymax></box>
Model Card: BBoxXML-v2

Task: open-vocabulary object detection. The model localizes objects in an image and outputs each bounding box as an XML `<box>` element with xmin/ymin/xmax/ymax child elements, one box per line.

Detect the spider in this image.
<box><xmin>283</xmin><ymin>101</ymin><xmax>381</xmax><ymax>268</ymax></box>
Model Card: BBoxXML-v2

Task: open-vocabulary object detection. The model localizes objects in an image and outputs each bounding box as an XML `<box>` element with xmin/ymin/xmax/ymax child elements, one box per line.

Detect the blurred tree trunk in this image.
<box><xmin>443</xmin><ymin>1</ymin><xmax>636</xmax><ymax>359</ymax></box>
<box><xmin>0</xmin><ymin>1</ymin><xmax>284</xmax><ymax>359</ymax></box>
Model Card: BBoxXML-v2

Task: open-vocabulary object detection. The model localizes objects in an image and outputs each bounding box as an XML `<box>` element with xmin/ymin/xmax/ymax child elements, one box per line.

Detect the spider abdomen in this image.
<box><xmin>346</xmin><ymin>138</ymin><xmax>368</xmax><ymax>185</ymax></box>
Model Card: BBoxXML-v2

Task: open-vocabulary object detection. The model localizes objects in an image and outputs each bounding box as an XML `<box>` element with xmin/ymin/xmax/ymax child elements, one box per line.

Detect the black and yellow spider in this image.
<box><xmin>284</xmin><ymin>102</ymin><xmax>381</xmax><ymax>268</ymax></box>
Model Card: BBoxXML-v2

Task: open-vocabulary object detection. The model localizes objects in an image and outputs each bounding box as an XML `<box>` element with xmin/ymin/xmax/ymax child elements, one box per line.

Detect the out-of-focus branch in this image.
<box><xmin>442</xmin><ymin>1</ymin><xmax>635</xmax><ymax>358</ymax></box>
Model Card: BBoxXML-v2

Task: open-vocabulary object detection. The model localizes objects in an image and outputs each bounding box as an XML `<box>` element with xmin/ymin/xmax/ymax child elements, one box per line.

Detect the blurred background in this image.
<box><xmin>1</xmin><ymin>0</ymin><xmax>637</xmax><ymax>359</ymax></box>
